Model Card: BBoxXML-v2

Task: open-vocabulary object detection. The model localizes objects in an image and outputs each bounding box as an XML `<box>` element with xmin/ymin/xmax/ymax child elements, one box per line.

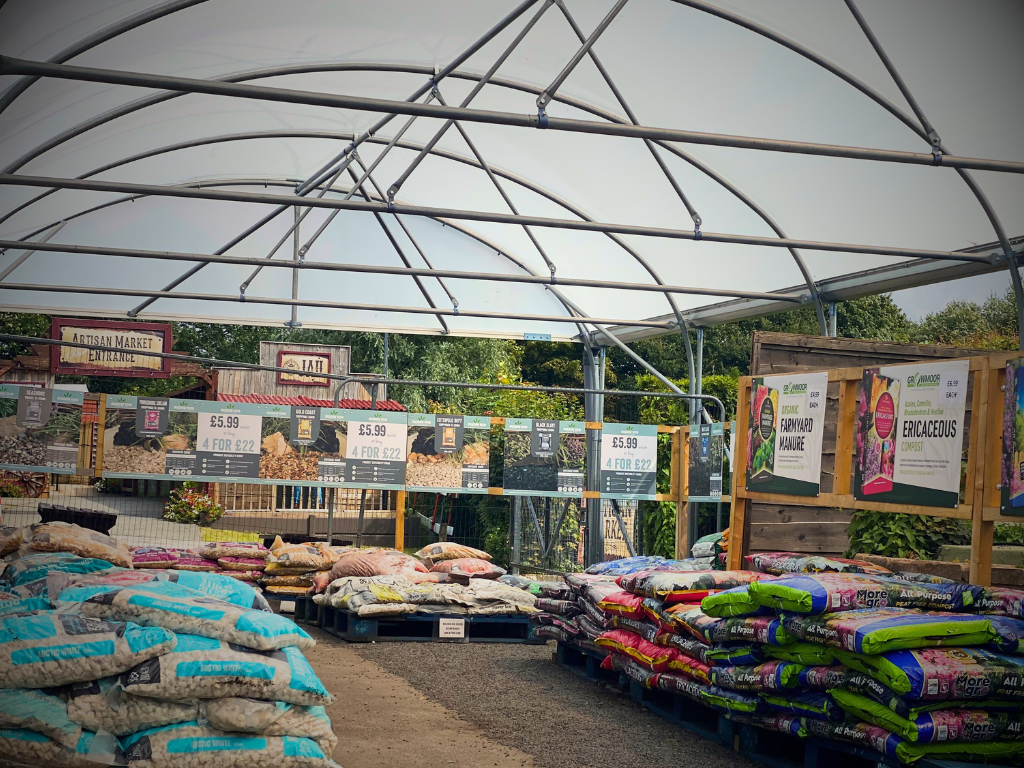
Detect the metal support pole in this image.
<box><xmin>325</xmin><ymin>487</ymin><xmax>335</xmax><ymax>546</ymax></box>
<box><xmin>0</xmin><ymin>175</ymin><xmax>991</xmax><ymax>265</ymax></box>
<box><xmin>511</xmin><ymin>497</ymin><xmax>522</xmax><ymax>576</ymax></box>
<box><xmin>536</xmin><ymin>0</ymin><xmax>630</xmax><ymax>111</ymax></box>
<box><xmin>583</xmin><ymin>346</ymin><xmax>605</xmax><ymax>566</ymax></box>
<box><xmin>355</xmin><ymin>382</ymin><xmax>379</xmax><ymax>550</ymax></box>
<box><xmin>287</xmin><ymin>206</ymin><xmax>301</xmax><ymax>327</ymax></box>
<box><xmin>828</xmin><ymin>302</ymin><xmax>838</xmax><ymax>337</ymax></box>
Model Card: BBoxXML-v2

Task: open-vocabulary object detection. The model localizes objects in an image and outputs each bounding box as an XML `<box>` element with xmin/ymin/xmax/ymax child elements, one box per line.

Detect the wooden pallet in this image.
<box><xmin>553</xmin><ymin>643</ymin><xmax>1014</xmax><ymax>768</ymax></box>
<box><xmin>318</xmin><ymin>605</ymin><xmax>546</xmax><ymax>644</ymax></box>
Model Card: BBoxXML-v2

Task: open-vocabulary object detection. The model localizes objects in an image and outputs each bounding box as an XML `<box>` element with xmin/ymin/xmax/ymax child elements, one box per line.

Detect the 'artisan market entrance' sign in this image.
<box><xmin>50</xmin><ymin>319</ymin><xmax>172</xmax><ymax>378</ymax></box>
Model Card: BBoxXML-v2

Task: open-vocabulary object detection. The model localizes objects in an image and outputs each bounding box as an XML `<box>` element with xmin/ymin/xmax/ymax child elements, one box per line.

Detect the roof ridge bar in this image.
<box><xmin>3</xmin><ymin>55</ymin><xmax>1022</xmax><ymax>175</ymax></box>
<box><xmin>0</xmin><ymin>173</ymin><xmax>990</xmax><ymax>264</ymax></box>
<box><xmin>0</xmin><ymin>237</ymin><xmax>803</xmax><ymax>302</ymax></box>
<box><xmin>0</xmin><ymin>281</ymin><xmax>675</xmax><ymax>328</ymax></box>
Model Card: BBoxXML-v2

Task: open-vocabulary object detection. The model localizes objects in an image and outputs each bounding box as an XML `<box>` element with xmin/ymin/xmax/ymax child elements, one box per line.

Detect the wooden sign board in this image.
<box><xmin>277</xmin><ymin>350</ymin><xmax>331</xmax><ymax>387</ymax></box>
<box><xmin>50</xmin><ymin>319</ymin><xmax>172</xmax><ymax>378</ymax></box>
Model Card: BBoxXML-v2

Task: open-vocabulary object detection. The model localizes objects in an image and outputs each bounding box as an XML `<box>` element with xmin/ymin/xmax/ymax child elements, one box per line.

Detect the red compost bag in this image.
<box><xmin>329</xmin><ymin>549</ymin><xmax>428</xmax><ymax>579</ymax></box>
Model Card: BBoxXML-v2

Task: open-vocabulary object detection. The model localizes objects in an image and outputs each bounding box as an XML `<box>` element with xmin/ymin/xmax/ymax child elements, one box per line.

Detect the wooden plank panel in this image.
<box><xmin>971</xmin><ymin>357</ymin><xmax>994</xmax><ymax>585</ymax></box>
<box><xmin>749</xmin><ymin>504</ymin><xmax>854</xmax><ymax>525</ymax></box>
<box><xmin>750</xmin><ymin>522</ymin><xmax>851</xmax><ymax>553</ymax></box>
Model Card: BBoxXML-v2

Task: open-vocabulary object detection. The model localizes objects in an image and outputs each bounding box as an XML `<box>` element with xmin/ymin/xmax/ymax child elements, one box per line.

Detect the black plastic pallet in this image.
<box><xmin>553</xmin><ymin>643</ymin><xmax>1011</xmax><ymax>768</ymax></box>
<box><xmin>292</xmin><ymin>596</ymin><xmax>319</xmax><ymax>625</ymax></box>
<box><xmin>318</xmin><ymin>605</ymin><xmax>546</xmax><ymax>644</ymax></box>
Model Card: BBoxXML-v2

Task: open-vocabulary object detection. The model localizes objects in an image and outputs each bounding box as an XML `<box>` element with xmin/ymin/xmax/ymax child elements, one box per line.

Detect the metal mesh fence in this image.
<box><xmin>0</xmin><ymin>475</ymin><xmax>394</xmax><ymax>549</ymax></box>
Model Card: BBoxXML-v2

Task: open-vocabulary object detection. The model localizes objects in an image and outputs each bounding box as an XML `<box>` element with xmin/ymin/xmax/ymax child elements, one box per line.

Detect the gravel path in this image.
<box><xmin>349</xmin><ymin>641</ymin><xmax>758</xmax><ymax>768</ymax></box>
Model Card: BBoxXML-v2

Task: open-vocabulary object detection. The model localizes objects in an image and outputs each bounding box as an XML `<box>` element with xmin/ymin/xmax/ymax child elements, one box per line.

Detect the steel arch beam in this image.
<box><xmin>671</xmin><ymin>0</ymin><xmax>1024</xmax><ymax>348</ymax></box>
<box><xmin>0</xmin><ymin>176</ymin><xmax>596</xmax><ymax>334</ymax></box>
<box><xmin>0</xmin><ymin>61</ymin><xmax>832</xmax><ymax>318</ymax></box>
<box><xmin>0</xmin><ymin>0</ymin><xmax>208</xmax><ymax>115</ymax></box>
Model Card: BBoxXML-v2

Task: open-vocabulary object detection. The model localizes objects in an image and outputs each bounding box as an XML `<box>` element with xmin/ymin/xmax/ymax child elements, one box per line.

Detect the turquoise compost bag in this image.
<box><xmin>2</xmin><ymin>552</ymin><xmax>121</xmax><ymax>587</ymax></box>
<box><xmin>63</xmin><ymin>582</ymin><xmax>312</xmax><ymax>651</ymax></box>
<box><xmin>0</xmin><ymin>687</ymin><xmax>81</xmax><ymax>747</ymax></box>
<box><xmin>120</xmin><ymin>721</ymin><xmax>329</xmax><ymax>767</ymax></box>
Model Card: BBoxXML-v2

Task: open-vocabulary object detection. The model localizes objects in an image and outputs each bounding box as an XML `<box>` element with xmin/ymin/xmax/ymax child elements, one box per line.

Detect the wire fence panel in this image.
<box><xmin>512</xmin><ymin>496</ymin><xmax>585</xmax><ymax>575</ymax></box>
<box><xmin>0</xmin><ymin>476</ymin><xmax>395</xmax><ymax>549</ymax></box>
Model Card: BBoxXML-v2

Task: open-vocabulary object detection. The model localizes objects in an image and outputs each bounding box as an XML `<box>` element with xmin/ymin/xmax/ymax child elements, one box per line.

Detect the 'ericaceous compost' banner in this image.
<box><xmin>745</xmin><ymin>371</ymin><xmax>827</xmax><ymax>496</ymax></box>
<box><xmin>854</xmin><ymin>360</ymin><xmax>968</xmax><ymax>508</ymax></box>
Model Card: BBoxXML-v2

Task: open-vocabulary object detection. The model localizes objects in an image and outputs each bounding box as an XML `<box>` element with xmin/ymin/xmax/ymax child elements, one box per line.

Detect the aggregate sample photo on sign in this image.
<box><xmin>745</xmin><ymin>372</ymin><xmax>827</xmax><ymax>496</ymax></box>
<box><xmin>0</xmin><ymin>384</ymin><xmax>84</xmax><ymax>474</ymax></box>
<box><xmin>51</xmin><ymin>318</ymin><xmax>172</xmax><ymax>378</ymax></box>
<box><xmin>406</xmin><ymin>414</ymin><xmax>491</xmax><ymax>493</ymax></box>
<box><xmin>854</xmin><ymin>360</ymin><xmax>969</xmax><ymax>508</ymax></box>
<box><xmin>689</xmin><ymin>422</ymin><xmax>724</xmax><ymax>501</ymax></box>
<box><xmin>600</xmin><ymin>423</ymin><xmax>657</xmax><ymax>500</ymax></box>
<box><xmin>103</xmin><ymin>397</ymin><xmax>287</xmax><ymax>482</ymax></box>
<box><xmin>503</xmin><ymin>419</ymin><xmax>585</xmax><ymax>497</ymax></box>
<box><xmin>1001</xmin><ymin>359</ymin><xmax>1024</xmax><ymax>515</ymax></box>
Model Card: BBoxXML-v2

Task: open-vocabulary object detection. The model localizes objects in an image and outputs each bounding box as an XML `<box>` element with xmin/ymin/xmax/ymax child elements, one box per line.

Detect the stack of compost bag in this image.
<box><xmin>553</xmin><ymin>553</ymin><xmax>1024</xmax><ymax>763</ymax></box>
<box><xmin>0</xmin><ymin>522</ymin><xmax>339</xmax><ymax>768</ymax></box>
<box><xmin>729</xmin><ymin>567</ymin><xmax>1024</xmax><ymax>762</ymax></box>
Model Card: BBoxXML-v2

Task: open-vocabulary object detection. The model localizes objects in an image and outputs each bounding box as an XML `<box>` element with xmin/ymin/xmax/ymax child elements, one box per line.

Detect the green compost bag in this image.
<box><xmin>834</xmin><ymin>646</ymin><xmax>1024</xmax><ymax>701</ymax></box>
<box><xmin>764</xmin><ymin>642</ymin><xmax>836</xmax><ymax>666</ymax></box>
<box><xmin>750</xmin><ymin>572</ymin><xmax>982</xmax><ymax>615</ymax></box>
<box><xmin>660</xmin><ymin>632</ymin><xmax>764</xmax><ymax>666</ymax></box>
<box><xmin>708</xmin><ymin>660</ymin><xmax>804</xmax><ymax>692</ymax></box>
<box><xmin>701</xmin><ymin>585</ymin><xmax>772</xmax><ymax>618</ymax></box>
<box><xmin>831</xmin><ymin>688</ymin><xmax>1024</xmax><ymax>744</ymax></box>
<box><xmin>759</xmin><ymin>691</ymin><xmax>841</xmax><ymax>721</ymax></box>
<box><xmin>780</xmin><ymin>608</ymin><xmax>994</xmax><ymax>655</ymax></box>
<box><xmin>668</xmin><ymin>605</ymin><xmax>794</xmax><ymax>646</ymax></box>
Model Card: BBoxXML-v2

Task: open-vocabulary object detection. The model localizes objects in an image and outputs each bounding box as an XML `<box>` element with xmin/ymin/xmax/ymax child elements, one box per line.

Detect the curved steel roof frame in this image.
<box><xmin>0</xmin><ymin>0</ymin><xmax>1020</xmax><ymax>353</ymax></box>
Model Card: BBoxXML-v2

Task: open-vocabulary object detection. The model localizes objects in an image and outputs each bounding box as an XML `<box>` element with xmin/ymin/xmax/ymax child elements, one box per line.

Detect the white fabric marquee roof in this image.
<box><xmin>0</xmin><ymin>0</ymin><xmax>1021</xmax><ymax>345</ymax></box>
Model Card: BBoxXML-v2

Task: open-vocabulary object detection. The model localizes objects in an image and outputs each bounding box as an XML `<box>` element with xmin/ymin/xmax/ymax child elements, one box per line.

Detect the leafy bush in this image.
<box><xmin>641</xmin><ymin>433</ymin><xmax>676</xmax><ymax>558</ymax></box>
<box><xmin>164</xmin><ymin>482</ymin><xmax>223</xmax><ymax>527</ymax></box>
<box><xmin>847</xmin><ymin>510</ymin><xmax>1024</xmax><ymax>560</ymax></box>
<box><xmin>0</xmin><ymin>480</ymin><xmax>25</xmax><ymax>498</ymax></box>
<box><xmin>846</xmin><ymin>511</ymin><xmax>970</xmax><ymax>560</ymax></box>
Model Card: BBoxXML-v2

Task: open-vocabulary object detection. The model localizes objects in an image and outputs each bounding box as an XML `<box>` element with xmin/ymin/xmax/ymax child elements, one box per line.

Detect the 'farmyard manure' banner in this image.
<box><xmin>746</xmin><ymin>372</ymin><xmax>827</xmax><ymax>496</ymax></box>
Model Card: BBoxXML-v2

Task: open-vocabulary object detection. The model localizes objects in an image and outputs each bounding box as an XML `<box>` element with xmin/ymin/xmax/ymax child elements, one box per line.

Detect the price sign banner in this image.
<box><xmin>746</xmin><ymin>371</ymin><xmax>827</xmax><ymax>496</ymax></box>
<box><xmin>0</xmin><ymin>385</ymin><xmax>83</xmax><ymax>475</ymax></box>
<box><xmin>601</xmin><ymin>423</ymin><xmax>657</xmax><ymax>500</ymax></box>
<box><xmin>406</xmin><ymin>414</ymin><xmax>491</xmax><ymax>493</ymax></box>
<box><xmin>503</xmin><ymin>419</ymin><xmax>586</xmax><ymax>497</ymax></box>
<box><xmin>195</xmin><ymin>407</ymin><xmax>261</xmax><ymax>480</ymax></box>
<box><xmin>689</xmin><ymin>422</ymin><xmax>724</xmax><ymax>502</ymax></box>
<box><xmin>343</xmin><ymin>409</ymin><xmax>408</xmax><ymax>490</ymax></box>
<box><xmin>854</xmin><ymin>360</ymin><xmax>969</xmax><ymax>508</ymax></box>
